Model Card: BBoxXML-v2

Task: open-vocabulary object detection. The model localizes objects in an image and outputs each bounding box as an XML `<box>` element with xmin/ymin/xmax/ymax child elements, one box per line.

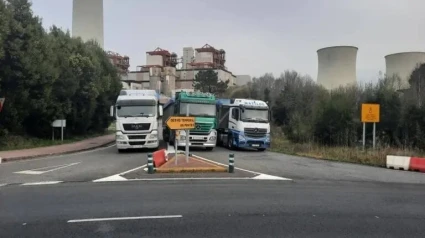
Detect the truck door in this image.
<box><xmin>229</xmin><ymin>108</ymin><xmax>239</xmax><ymax>130</ymax></box>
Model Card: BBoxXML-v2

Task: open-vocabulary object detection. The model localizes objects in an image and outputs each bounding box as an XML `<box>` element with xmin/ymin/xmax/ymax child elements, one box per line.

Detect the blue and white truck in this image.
<box><xmin>216</xmin><ymin>98</ymin><xmax>271</xmax><ymax>151</ymax></box>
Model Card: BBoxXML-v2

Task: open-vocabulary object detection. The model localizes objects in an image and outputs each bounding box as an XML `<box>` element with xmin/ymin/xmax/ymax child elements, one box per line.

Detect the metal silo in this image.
<box><xmin>317</xmin><ymin>46</ymin><xmax>358</xmax><ymax>90</ymax></box>
<box><xmin>385</xmin><ymin>52</ymin><xmax>425</xmax><ymax>90</ymax></box>
<box><xmin>72</xmin><ymin>0</ymin><xmax>104</xmax><ymax>49</ymax></box>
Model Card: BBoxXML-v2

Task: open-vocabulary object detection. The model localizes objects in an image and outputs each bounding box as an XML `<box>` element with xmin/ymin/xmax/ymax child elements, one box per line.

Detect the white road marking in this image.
<box><xmin>92</xmin><ymin>164</ymin><xmax>147</xmax><ymax>182</ymax></box>
<box><xmin>67</xmin><ymin>215</ymin><xmax>183</xmax><ymax>223</ymax></box>
<box><xmin>119</xmin><ymin>164</ymin><xmax>147</xmax><ymax>175</ymax></box>
<box><xmin>21</xmin><ymin>181</ymin><xmax>63</xmax><ymax>186</ymax></box>
<box><xmin>14</xmin><ymin>162</ymin><xmax>81</xmax><ymax>175</ymax></box>
<box><xmin>0</xmin><ymin>183</ymin><xmax>7</xmax><ymax>187</ymax></box>
<box><xmin>191</xmin><ymin>154</ymin><xmax>292</xmax><ymax>181</ymax></box>
<box><xmin>252</xmin><ymin>174</ymin><xmax>292</xmax><ymax>181</ymax></box>
<box><xmin>93</xmin><ymin>174</ymin><xmax>127</xmax><ymax>182</ymax></box>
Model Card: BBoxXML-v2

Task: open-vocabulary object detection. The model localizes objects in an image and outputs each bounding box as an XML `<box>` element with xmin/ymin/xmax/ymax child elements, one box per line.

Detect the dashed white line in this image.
<box><xmin>0</xmin><ymin>183</ymin><xmax>7</xmax><ymax>187</ymax></box>
<box><xmin>67</xmin><ymin>215</ymin><xmax>183</xmax><ymax>223</ymax></box>
<box><xmin>21</xmin><ymin>181</ymin><xmax>63</xmax><ymax>186</ymax></box>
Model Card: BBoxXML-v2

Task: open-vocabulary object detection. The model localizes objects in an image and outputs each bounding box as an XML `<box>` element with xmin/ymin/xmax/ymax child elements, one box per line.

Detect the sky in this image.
<box><xmin>30</xmin><ymin>0</ymin><xmax>425</xmax><ymax>83</ymax></box>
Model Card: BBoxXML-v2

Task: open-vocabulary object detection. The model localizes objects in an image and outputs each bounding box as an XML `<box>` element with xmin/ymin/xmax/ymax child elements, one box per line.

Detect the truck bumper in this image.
<box><xmin>116</xmin><ymin>139</ymin><xmax>159</xmax><ymax>149</ymax></box>
<box><xmin>175</xmin><ymin>140</ymin><xmax>216</xmax><ymax>148</ymax></box>
<box><xmin>236</xmin><ymin>140</ymin><xmax>270</xmax><ymax>149</ymax></box>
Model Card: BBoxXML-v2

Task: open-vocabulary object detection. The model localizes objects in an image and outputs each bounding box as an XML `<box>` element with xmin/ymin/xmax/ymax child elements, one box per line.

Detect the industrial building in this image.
<box><xmin>122</xmin><ymin>44</ymin><xmax>241</xmax><ymax>97</ymax></box>
<box><xmin>72</xmin><ymin>0</ymin><xmax>104</xmax><ymax>49</ymax></box>
<box><xmin>385</xmin><ymin>52</ymin><xmax>425</xmax><ymax>90</ymax></box>
<box><xmin>317</xmin><ymin>46</ymin><xmax>358</xmax><ymax>90</ymax></box>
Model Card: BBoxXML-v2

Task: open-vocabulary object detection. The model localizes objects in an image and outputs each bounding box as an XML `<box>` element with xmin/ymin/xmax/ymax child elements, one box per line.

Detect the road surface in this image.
<box><xmin>1</xmin><ymin>145</ymin><xmax>425</xmax><ymax>237</ymax></box>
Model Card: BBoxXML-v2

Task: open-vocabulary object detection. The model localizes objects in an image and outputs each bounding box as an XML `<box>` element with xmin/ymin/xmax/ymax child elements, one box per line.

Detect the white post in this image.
<box><xmin>175</xmin><ymin>130</ymin><xmax>178</xmax><ymax>165</ymax></box>
<box><xmin>61</xmin><ymin>120</ymin><xmax>64</xmax><ymax>142</ymax></box>
<box><xmin>185</xmin><ymin>104</ymin><xmax>190</xmax><ymax>163</ymax></box>
<box><xmin>362</xmin><ymin>122</ymin><xmax>366</xmax><ymax>150</ymax></box>
<box><xmin>373</xmin><ymin>122</ymin><xmax>376</xmax><ymax>149</ymax></box>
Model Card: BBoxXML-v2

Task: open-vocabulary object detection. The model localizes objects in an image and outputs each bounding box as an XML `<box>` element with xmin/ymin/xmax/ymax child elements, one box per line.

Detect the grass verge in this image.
<box><xmin>0</xmin><ymin>123</ymin><xmax>115</xmax><ymax>151</ymax></box>
<box><xmin>271</xmin><ymin>135</ymin><xmax>424</xmax><ymax>167</ymax></box>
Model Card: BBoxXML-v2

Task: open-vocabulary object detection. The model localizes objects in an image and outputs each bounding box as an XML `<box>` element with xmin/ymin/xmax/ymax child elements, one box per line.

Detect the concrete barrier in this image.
<box><xmin>386</xmin><ymin>155</ymin><xmax>411</xmax><ymax>170</ymax></box>
<box><xmin>153</xmin><ymin>149</ymin><xmax>167</xmax><ymax>168</ymax></box>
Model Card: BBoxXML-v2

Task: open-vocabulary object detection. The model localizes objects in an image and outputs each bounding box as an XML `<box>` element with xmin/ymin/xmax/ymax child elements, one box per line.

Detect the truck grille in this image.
<box><xmin>123</xmin><ymin>123</ymin><xmax>150</xmax><ymax>131</ymax></box>
<box><xmin>128</xmin><ymin>135</ymin><xmax>146</xmax><ymax>140</ymax></box>
<box><xmin>190</xmin><ymin>123</ymin><xmax>212</xmax><ymax>133</ymax></box>
<box><xmin>129</xmin><ymin>141</ymin><xmax>146</xmax><ymax>146</ymax></box>
<box><xmin>244</xmin><ymin>128</ymin><xmax>267</xmax><ymax>138</ymax></box>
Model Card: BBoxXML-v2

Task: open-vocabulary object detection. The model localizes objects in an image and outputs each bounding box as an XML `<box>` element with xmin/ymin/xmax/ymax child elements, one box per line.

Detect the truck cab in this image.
<box><xmin>162</xmin><ymin>91</ymin><xmax>217</xmax><ymax>150</ymax></box>
<box><xmin>111</xmin><ymin>90</ymin><xmax>163</xmax><ymax>152</ymax></box>
<box><xmin>216</xmin><ymin>98</ymin><xmax>271</xmax><ymax>151</ymax></box>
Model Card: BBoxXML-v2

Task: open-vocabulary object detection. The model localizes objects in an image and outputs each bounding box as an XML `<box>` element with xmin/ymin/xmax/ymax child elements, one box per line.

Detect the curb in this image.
<box><xmin>156</xmin><ymin>167</ymin><xmax>228</xmax><ymax>173</ymax></box>
<box><xmin>0</xmin><ymin>140</ymin><xmax>115</xmax><ymax>163</ymax></box>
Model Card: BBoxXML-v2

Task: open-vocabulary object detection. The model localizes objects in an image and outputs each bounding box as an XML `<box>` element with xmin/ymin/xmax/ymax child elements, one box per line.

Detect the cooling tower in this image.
<box><xmin>317</xmin><ymin>46</ymin><xmax>358</xmax><ymax>90</ymax></box>
<box><xmin>72</xmin><ymin>0</ymin><xmax>104</xmax><ymax>49</ymax></box>
<box><xmin>385</xmin><ymin>52</ymin><xmax>425</xmax><ymax>89</ymax></box>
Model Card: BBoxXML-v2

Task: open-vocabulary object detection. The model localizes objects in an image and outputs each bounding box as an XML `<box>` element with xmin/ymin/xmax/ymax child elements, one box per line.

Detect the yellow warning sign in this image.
<box><xmin>361</xmin><ymin>104</ymin><xmax>380</xmax><ymax>123</ymax></box>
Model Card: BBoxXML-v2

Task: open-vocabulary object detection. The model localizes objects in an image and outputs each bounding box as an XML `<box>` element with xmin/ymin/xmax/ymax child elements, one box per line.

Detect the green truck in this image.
<box><xmin>162</xmin><ymin>91</ymin><xmax>217</xmax><ymax>151</ymax></box>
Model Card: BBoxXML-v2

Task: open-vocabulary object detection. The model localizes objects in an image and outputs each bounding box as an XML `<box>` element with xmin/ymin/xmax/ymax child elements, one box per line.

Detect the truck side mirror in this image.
<box><xmin>159</xmin><ymin>105</ymin><xmax>163</xmax><ymax>117</ymax></box>
<box><xmin>110</xmin><ymin>105</ymin><xmax>114</xmax><ymax>117</ymax></box>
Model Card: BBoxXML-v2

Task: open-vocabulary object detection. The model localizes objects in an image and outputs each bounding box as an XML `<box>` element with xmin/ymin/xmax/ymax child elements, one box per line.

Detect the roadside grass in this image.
<box><xmin>271</xmin><ymin>132</ymin><xmax>424</xmax><ymax>167</ymax></box>
<box><xmin>0</xmin><ymin>123</ymin><xmax>115</xmax><ymax>151</ymax></box>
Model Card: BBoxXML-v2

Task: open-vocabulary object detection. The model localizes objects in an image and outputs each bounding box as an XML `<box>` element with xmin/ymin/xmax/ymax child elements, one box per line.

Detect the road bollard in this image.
<box><xmin>228</xmin><ymin>153</ymin><xmax>234</xmax><ymax>173</ymax></box>
<box><xmin>147</xmin><ymin>153</ymin><xmax>154</xmax><ymax>174</ymax></box>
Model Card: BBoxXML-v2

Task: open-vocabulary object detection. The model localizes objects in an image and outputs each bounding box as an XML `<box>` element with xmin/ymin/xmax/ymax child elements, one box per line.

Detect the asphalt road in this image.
<box><xmin>1</xmin><ymin>142</ymin><xmax>425</xmax><ymax>237</ymax></box>
<box><xmin>1</xmin><ymin>180</ymin><xmax>425</xmax><ymax>237</ymax></box>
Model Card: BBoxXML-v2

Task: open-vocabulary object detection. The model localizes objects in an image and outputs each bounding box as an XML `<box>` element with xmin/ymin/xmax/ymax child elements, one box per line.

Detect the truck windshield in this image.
<box><xmin>117</xmin><ymin>105</ymin><xmax>156</xmax><ymax>118</ymax></box>
<box><xmin>180</xmin><ymin>103</ymin><xmax>216</xmax><ymax>117</ymax></box>
<box><xmin>241</xmin><ymin>109</ymin><xmax>269</xmax><ymax>122</ymax></box>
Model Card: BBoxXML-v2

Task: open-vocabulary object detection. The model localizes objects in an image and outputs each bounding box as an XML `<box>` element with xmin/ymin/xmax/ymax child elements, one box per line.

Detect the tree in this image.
<box><xmin>0</xmin><ymin>0</ymin><xmax>121</xmax><ymax>141</ymax></box>
<box><xmin>193</xmin><ymin>69</ymin><xmax>229</xmax><ymax>95</ymax></box>
<box><xmin>264</xmin><ymin>88</ymin><xmax>270</xmax><ymax>104</ymax></box>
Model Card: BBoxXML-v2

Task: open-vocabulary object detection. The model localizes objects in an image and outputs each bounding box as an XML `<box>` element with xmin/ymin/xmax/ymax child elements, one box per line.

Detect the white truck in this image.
<box><xmin>110</xmin><ymin>90</ymin><xmax>163</xmax><ymax>152</ymax></box>
<box><xmin>216</xmin><ymin>98</ymin><xmax>271</xmax><ymax>151</ymax></box>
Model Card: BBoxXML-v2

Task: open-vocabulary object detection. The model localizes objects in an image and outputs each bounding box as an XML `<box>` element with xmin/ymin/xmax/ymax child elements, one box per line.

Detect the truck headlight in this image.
<box><xmin>209</xmin><ymin>136</ymin><xmax>216</xmax><ymax>141</ymax></box>
<box><xmin>148</xmin><ymin>134</ymin><xmax>157</xmax><ymax>139</ymax></box>
<box><xmin>116</xmin><ymin>135</ymin><xmax>126</xmax><ymax>140</ymax></box>
<box><xmin>266</xmin><ymin>134</ymin><xmax>270</xmax><ymax>142</ymax></box>
<box><xmin>180</xmin><ymin>135</ymin><xmax>186</xmax><ymax>141</ymax></box>
<box><xmin>238</xmin><ymin>134</ymin><xmax>245</xmax><ymax>141</ymax></box>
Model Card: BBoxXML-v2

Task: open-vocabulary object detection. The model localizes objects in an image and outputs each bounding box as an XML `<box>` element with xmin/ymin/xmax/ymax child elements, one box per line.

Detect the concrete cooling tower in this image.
<box><xmin>317</xmin><ymin>46</ymin><xmax>358</xmax><ymax>90</ymax></box>
<box><xmin>385</xmin><ymin>52</ymin><xmax>425</xmax><ymax>90</ymax></box>
<box><xmin>72</xmin><ymin>0</ymin><xmax>104</xmax><ymax>49</ymax></box>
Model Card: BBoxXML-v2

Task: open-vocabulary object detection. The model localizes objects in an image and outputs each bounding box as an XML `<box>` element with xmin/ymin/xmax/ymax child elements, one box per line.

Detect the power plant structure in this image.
<box><xmin>72</xmin><ymin>0</ymin><xmax>104</xmax><ymax>49</ymax></box>
<box><xmin>317</xmin><ymin>46</ymin><xmax>358</xmax><ymax>90</ymax></box>
<box><xmin>385</xmin><ymin>52</ymin><xmax>425</xmax><ymax>90</ymax></box>
<box><xmin>120</xmin><ymin>44</ymin><xmax>250</xmax><ymax>96</ymax></box>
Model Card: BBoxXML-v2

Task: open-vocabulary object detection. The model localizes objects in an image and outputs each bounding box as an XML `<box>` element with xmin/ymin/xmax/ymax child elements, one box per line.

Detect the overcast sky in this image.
<box><xmin>30</xmin><ymin>0</ymin><xmax>425</xmax><ymax>83</ymax></box>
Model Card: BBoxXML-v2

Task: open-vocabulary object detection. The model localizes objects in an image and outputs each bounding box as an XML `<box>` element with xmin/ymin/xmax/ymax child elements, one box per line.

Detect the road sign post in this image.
<box><xmin>361</xmin><ymin>104</ymin><xmax>380</xmax><ymax>150</ymax></box>
<box><xmin>185</xmin><ymin>104</ymin><xmax>190</xmax><ymax>163</ymax></box>
<box><xmin>165</xmin><ymin>114</ymin><xmax>195</xmax><ymax>163</ymax></box>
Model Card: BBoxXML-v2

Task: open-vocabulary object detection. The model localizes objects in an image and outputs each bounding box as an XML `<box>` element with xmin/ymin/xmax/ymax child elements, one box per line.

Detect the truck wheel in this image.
<box><xmin>227</xmin><ymin>135</ymin><xmax>233</xmax><ymax>150</ymax></box>
<box><xmin>118</xmin><ymin>149</ymin><xmax>125</xmax><ymax>153</ymax></box>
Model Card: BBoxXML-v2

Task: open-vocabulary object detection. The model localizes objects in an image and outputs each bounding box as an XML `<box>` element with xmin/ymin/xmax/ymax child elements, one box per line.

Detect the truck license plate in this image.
<box><xmin>192</xmin><ymin>136</ymin><xmax>204</xmax><ymax>140</ymax></box>
<box><xmin>252</xmin><ymin>144</ymin><xmax>260</xmax><ymax>147</ymax></box>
